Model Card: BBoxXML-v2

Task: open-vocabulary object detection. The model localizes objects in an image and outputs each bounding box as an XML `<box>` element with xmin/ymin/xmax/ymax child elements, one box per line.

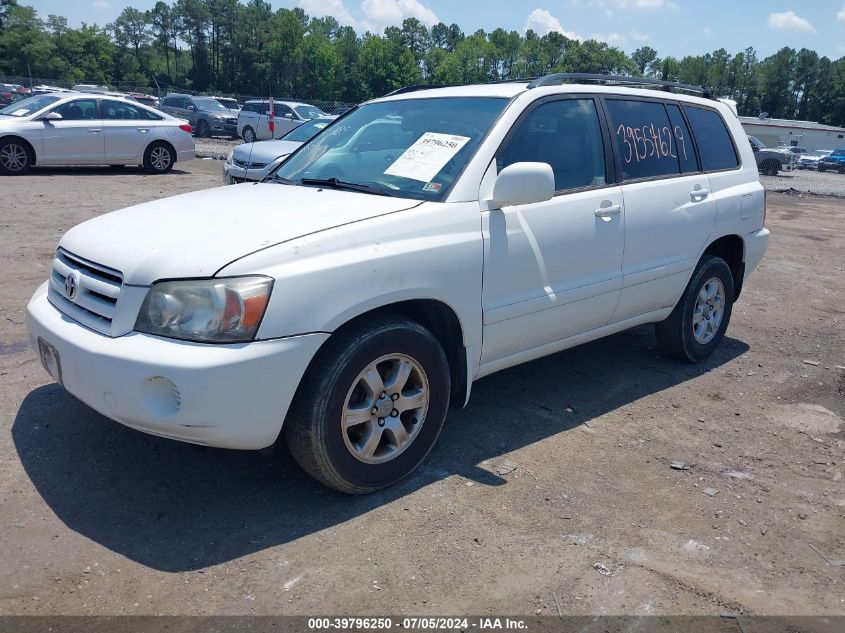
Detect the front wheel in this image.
<box><xmin>195</xmin><ymin>119</ymin><xmax>210</xmax><ymax>138</ymax></box>
<box><xmin>655</xmin><ymin>255</ymin><xmax>735</xmax><ymax>363</ymax></box>
<box><xmin>760</xmin><ymin>160</ymin><xmax>779</xmax><ymax>176</ymax></box>
<box><xmin>0</xmin><ymin>138</ymin><xmax>32</xmax><ymax>175</ymax></box>
<box><xmin>242</xmin><ymin>126</ymin><xmax>256</xmax><ymax>143</ymax></box>
<box><xmin>285</xmin><ymin>316</ymin><xmax>450</xmax><ymax>494</ymax></box>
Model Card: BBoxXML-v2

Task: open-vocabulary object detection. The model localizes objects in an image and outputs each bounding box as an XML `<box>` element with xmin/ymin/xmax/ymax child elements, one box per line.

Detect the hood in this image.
<box><xmin>233</xmin><ymin>140</ymin><xmax>302</xmax><ymax>165</ymax></box>
<box><xmin>59</xmin><ymin>183</ymin><xmax>421</xmax><ymax>285</ymax></box>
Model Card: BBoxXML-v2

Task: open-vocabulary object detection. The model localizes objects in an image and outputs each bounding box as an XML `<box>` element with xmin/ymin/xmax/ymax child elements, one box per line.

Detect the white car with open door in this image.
<box><xmin>0</xmin><ymin>93</ymin><xmax>195</xmax><ymax>175</ymax></box>
<box><xmin>27</xmin><ymin>75</ymin><xmax>768</xmax><ymax>493</ymax></box>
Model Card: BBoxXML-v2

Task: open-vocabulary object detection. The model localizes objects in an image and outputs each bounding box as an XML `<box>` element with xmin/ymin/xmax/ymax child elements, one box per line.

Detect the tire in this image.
<box><xmin>838</xmin><ymin>166</ymin><xmax>845</xmax><ymax>175</ymax></box>
<box><xmin>143</xmin><ymin>142</ymin><xmax>175</xmax><ymax>174</ymax></box>
<box><xmin>0</xmin><ymin>138</ymin><xmax>32</xmax><ymax>175</ymax></box>
<box><xmin>242</xmin><ymin>126</ymin><xmax>256</xmax><ymax>143</ymax></box>
<box><xmin>195</xmin><ymin>119</ymin><xmax>210</xmax><ymax>138</ymax></box>
<box><xmin>655</xmin><ymin>255</ymin><xmax>735</xmax><ymax>363</ymax></box>
<box><xmin>759</xmin><ymin>160</ymin><xmax>779</xmax><ymax>176</ymax></box>
<box><xmin>818</xmin><ymin>165</ymin><xmax>826</xmax><ymax>173</ymax></box>
<box><xmin>285</xmin><ymin>315</ymin><xmax>451</xmax><ymax>494</ymax></box>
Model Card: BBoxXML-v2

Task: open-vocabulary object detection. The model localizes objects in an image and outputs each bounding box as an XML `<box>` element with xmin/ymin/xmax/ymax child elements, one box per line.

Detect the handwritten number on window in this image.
<box><xmin>616</xmin><ymin>122</ymin><xmax>687</xmax><ymax>165</ymax></box>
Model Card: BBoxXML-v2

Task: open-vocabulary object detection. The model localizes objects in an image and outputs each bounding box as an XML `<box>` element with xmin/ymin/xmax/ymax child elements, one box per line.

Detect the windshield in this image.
<box><xmin>275</xmin><ymin>97</ymin><xmax>508</xmax><ymax>201</ymax></box>
<box><xmin>217</xmin><ymin>98</ymin><xmax>238</xmax><ymax>109</ymax></box>
<box><xmin>282</xmin><ymin>118</ymin><xmax>334</xmax><ymax>142</ymax></box>
<box><xmin>294</xmin><ymin>105</ymin><xmax>326</xmax><ymax>120</ymax></box>
<box><xmin>0</xmin><ymin>94</ymin><xmax>60</xmax><ymax>117</ymax></box>
<box><xmin>194</xmin><ymin>98</ymin><xmax>229</xmax><ymax>112</ymax></box>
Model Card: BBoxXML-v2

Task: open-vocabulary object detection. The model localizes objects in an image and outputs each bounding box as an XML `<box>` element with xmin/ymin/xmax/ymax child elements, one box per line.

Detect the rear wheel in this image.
<box><xmin>285</xmin><ymin>315</ymin><xmax>450</xmax><ymax>494</ymax></box>
<box><xmin>143</xmin><ymin>142</ymin><xmax>175</xmax><ymax>174</ymax></box>
<box><xmin>760</xmin><ymin>159</ymin><xmax>779</xmax><ymax>176</ymax></box>
<box><xmin>655</xmin><ymin>255</ymin><xmax>734</xmax><ymax>363</ymax></box>
<box><xmin>242</xmin><ymin>126</ymin><xmax>256</xmax><ymax>143</ymax></box>
<box><xmin>0</xmin><ymin>138</ymin><xmax>32</xmax><ymax>175</ymax></box>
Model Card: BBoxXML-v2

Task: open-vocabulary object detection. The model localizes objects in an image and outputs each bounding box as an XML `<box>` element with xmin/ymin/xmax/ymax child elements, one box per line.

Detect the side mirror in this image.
<box><xmin>187</xmin><ymin>104</ymin><xmax>197</xmax><ymax>111</ymax></box>
<box><xmin>283</xmin><ymin>113</ymin><xmax>294</xmax><ymax>119</ymax></box>
<box><xmin>42</xmin><ymin>112</ymin><xmax>62</xmax><ymax>121</ymax></box>
<box><xmin>492</xmin><ymin>162</ymin><xmax>555</xmax><ymax>207</ymax></box>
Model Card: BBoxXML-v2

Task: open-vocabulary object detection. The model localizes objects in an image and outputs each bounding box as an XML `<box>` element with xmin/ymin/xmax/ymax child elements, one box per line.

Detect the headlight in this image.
<box><xmin>135</xmin><ymin>277</ymin><xmax>273</xmax><ymax>343</ymax></box>
<box><xmin>226</xmin><ymin>149</ymin><xmax>234</xmax><ymax>164</ymax></box>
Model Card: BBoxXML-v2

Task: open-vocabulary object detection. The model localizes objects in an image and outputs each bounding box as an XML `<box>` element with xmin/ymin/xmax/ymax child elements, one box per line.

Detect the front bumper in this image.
<box><xmin>26</xmin><ymin>282</ymin><xmax>329</xmax><ymax>450</ymax></box>
<box><xmin>222</xmin><ymin>160</ymin><xmax>272</xmax><ymax>184</ymax></box>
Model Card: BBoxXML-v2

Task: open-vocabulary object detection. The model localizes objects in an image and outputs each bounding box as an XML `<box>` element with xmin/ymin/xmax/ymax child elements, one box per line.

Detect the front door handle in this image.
<box><xmin>691</xmin><ymin>188</ymin><xmax>710</xmax><ymax>201</ymax></box>
<box><xmin>137</xmin><ymin>128</ymin><xmax>150</xmax><ymax>133</ymax></box>
<box><xmin>87</xmin><ymin>129</ymin><xmax>103</xmax><ymax>134</ymax></box>
<box><xmin>595</xmin><ymin>204</ymin><xmax>622</xmax><ymax>219</ymax></box>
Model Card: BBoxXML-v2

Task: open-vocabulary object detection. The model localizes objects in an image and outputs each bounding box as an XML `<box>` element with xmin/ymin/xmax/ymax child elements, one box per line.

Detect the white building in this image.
<box><xmin>739</xmin><ymin>116</ymin><xmax>845</xmax><ymax>152</ymax></box>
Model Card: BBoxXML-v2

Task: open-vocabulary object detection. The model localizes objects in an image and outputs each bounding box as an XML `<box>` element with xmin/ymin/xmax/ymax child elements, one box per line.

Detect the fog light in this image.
<box><xmin>142</xmin><ymin>376</ymin><xmax>181</xmax><ymax>419</ymax></box>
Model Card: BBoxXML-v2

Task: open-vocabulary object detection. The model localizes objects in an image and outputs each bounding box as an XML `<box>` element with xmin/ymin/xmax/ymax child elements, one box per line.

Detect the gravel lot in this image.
<box><xmin>761</xmin><ymin>168</ymin><xmax>845</xmax><ymax>198</ymax></box>
<box><xmin>194</xmin><ymin>136</ymin><xmax>240</xmax><ymax>160</ymax></box>
<box><xmin>0</xmin><ymin>159</ymin><xmax>843</xmax><ymax>617</ymax></box>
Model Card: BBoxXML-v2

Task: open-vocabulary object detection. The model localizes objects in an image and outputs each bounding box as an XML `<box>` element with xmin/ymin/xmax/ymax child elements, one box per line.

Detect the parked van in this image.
<box><xmin>237</xmin><ymin>99</ymin><xmax>325</xmax><ymax>142</ymax></box>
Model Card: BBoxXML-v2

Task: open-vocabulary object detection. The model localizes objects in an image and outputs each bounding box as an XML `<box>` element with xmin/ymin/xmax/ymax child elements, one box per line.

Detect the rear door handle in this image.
<box><xmin>87</xmin><ymin>129</ymin><xmax>102</xmax><ymax>134</ymax></box>
<box><xmin>691</xmin><ymin>188</ymin><xmax>710</xmax><ymax>201</ymax></box>
<box><xmin>595</xmin><ymin>204</ymin><xmax>622</xmax><ymax>218</ymax></box>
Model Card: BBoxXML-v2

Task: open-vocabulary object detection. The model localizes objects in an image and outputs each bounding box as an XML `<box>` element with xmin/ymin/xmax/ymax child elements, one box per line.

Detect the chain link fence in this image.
<box><xmin>0</xmin><ymin>73</ymin><xmax>354</xmax><ymax>113</ymax></box>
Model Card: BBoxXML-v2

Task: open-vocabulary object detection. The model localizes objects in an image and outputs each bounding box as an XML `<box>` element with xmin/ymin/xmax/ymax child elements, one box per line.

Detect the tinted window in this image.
<box><xmin>101</xmin><ymin>99</ymin><xmax>160</xmax><ymax>120</ymax></box>
<box><xmin>684</xmin><ymin>106</ymin><xmax>738</xmax><ymax>171</ymax></box>
<box><xmin>52</xmin><ymin>99</ymin><xmax>99</xmax><ymax>120</ymax></box>
<box><xmin>665</xmin><ymin>104</ymin><xmax>698</xmax><ymax>173</ymax></box>
<box><xmin>499</xmin><ymin>99</ymin><xmax>606</xmax><ymax>191</ymax></box>
<box><xmin>605</xmin><ymin>99</ymin><xmax>684</xmax><ymax>181</ymax></box>
<box><xmin>274</xmin><ymin>104</ymin><xmax>293</xmax><ymax>117</ymax></box>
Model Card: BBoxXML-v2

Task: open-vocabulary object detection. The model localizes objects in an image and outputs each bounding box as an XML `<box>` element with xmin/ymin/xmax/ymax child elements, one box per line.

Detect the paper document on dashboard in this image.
<box><xmin>384</xmin><ymin>132</ymin><xmax>471</xmax><ymax>182</ymax></box>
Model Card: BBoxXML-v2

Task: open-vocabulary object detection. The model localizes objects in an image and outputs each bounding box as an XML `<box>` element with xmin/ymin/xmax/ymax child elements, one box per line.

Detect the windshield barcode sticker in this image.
<box><xmin>384</xmin><ymin>132</ymin><xmax>471</xmax><ymax>182</ymax></box>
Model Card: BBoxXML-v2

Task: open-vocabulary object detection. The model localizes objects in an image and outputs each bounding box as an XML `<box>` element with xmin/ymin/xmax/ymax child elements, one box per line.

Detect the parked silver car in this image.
<box><xmin>223</xmin><ymin>116</ymin><xmax>337</xmax><ymax>184</ymax></box>
<box><xmin>0</xmin><ymin>92</ymin><xmax>195</xmax><ymax>175</ymax></box>
<box><xmin>237</xmin><ymin>99</ymin><xmax>325</xmax><ymax>143</ymax></box>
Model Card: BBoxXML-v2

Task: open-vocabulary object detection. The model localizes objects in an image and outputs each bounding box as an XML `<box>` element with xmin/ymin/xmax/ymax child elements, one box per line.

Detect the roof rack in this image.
<box><xmin>382</xmin><ymin>84</ymin><xmax>445</xmax><ymax>97</ymax></box>
<box><xmin>526</xmin><ymin>73</ymin><xmax>712</xmax><ymax>99</ymax></box>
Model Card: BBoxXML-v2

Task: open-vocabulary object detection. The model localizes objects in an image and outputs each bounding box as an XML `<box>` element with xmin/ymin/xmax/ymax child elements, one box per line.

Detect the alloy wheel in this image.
<box><xmin>692</xmin><ymin>277</ymin><xmax>726</xmax><ymax>344</ymax></box>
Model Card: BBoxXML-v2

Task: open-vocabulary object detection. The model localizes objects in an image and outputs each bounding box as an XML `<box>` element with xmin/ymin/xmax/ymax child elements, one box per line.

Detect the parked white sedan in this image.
<box><xmin>0</xmin><ymin>93</ymin><xmax>195</xmax><ymax>175</ymax></box>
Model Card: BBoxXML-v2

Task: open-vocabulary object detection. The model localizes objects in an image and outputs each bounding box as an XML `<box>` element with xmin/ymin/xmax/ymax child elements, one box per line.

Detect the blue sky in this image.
<box><xmin>29</xmin><ymin>0</ymin><xmax>845</xmax><ymax>59</ymax></box>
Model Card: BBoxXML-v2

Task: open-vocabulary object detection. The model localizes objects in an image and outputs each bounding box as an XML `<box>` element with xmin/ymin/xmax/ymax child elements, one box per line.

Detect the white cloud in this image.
<box><xmin>768</xmin><ymin>11</ymin><xmax>816</xmax><ymax>33</ymax></box>
<box><xmin>629</xmin><ymin>30</ymin><xmax>649</xmax><ymax>42</ymax></box>
<box><xmin>361</xmin><ymin>0</ymin><xmax>440</xmax><ymax>28</ymax></box>
<box><xmin>296</xmin><ymin>0</ymin><xmax>365</xmax><ymax>28</ymax></box>
<box><xmin>574</xmin><ymin>0</ymin><xmax>676</xmax><ymax>17</ymax></box>
<box><xmin>92</xmin><ymin>0</ymin><xmax>109</xmax><ymax>8</ymax></box>
<box><xmin>588</xmin><ymin>30</ymin><xmax>651</xmax><ymax>47</ymax></box>
<box><xmin>837</xmin><ymin>4</ymin><xmax>845</xmax><ymax>24</ymax></box>
<box><xmin>524</xmin><ymin>9</ymin><xmax>582</xmax><ymax>39</ymax></box>
<box><xmin>701</xmin><ymin>27</ymin><xmax>712</xmax><ymax>37</ymax></box>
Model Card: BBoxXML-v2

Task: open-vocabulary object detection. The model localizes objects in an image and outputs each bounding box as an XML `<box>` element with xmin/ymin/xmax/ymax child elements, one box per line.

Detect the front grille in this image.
<box><xmin>233</xmin><ymin>158</ymin><xmax>266</xmax><ymax>169</ymax></box>
<box><xmin>47</xmin><ymin>249</ymin><xmax>123</xmax><ymax>335</ymax></box>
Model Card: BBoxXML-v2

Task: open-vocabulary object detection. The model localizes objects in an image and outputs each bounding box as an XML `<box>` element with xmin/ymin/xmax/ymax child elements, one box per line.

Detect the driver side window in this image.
<box><xmin>499</xmin><ymin>99</ymin><xmax>607</xmax><ymax>192</ymax></box>
<box><xmin>51</xmin><ymin>99</ymin><xmax>99</xmax><ymax>121</ymax></box>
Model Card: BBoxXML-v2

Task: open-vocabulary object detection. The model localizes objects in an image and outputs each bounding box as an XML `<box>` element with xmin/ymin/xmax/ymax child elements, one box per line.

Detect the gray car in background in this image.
<box><xmin>159</xmin><ymin>93</ymin><xmax>238</xmax><ymax>138</ymax></box>
<box><xmin>223</xmin><ymin>115</ymin><xmax>336</xmax><ymax>184</ymax></box>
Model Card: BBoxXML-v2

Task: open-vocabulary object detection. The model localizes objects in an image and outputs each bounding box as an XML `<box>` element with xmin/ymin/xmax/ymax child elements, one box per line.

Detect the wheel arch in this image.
<box><xmin>307</xmin><ymin>298</ymin><xmax>470</xmax><ymax>411</ymax></box>
<box><xmin>145</xmin><ymin>138</ymin><xmax>177</xmax><ymax>163</ymax></box>
<box><xmin>0</xmin><ymin>134</ymin><xmax>37</xmax><ymax>165</ymax></box>
<box><xmin>702</xmin><ymin>234</ymin><xmax>745</xmax><ymax>300</ymax></box>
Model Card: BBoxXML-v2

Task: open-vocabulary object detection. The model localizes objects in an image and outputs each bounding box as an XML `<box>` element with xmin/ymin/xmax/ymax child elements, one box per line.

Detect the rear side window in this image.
<box><xmin>605</xmin><ymin>99</ymin><xmax>685</xmax><ymax>181</ymax></box>
<box><xmin>499</xmin><ymin>98</ymin><xmax>607</xmax><ymax>192</ymax></box>
<box><xmin>664</xmin><ymin>104</ymin><xmax>698</xmax><ymax>173</ymax></box>
<box><xmin>101</xmin><ymin>99</ymin><xmax>161</xmax><ymax>120</ymax></box>
<box><xmin>684</xmin><ymin>106</ymin><xmax>738</xmax><ymax>171</ymax></box>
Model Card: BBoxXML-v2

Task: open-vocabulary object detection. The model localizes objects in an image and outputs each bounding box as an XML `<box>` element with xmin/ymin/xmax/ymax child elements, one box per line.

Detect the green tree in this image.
<box><xmin>631</xmin><ymin>46</ymin><xmax>658</xmax><ymax>76</ymax></box>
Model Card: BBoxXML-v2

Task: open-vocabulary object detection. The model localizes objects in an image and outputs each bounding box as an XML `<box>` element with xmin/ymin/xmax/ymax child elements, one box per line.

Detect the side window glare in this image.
<box><xmin>499</xmin><ymin>99</ymin><xmax>607</xmax><ymax>192</ymax></box>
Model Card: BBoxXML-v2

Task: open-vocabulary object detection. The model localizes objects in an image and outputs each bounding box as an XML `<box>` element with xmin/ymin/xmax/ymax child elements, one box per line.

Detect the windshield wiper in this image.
<box><xmin>299</xmin><ymin>177</ymin><xmax>395</xmax><ymax>197</ymax></box>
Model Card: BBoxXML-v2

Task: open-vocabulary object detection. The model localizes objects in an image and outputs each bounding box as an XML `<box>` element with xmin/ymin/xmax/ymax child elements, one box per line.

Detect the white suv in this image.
<box><xmin>27</xmin><ymin>74</ymin><xmax>769</xmax><ymax>493</ymax></box>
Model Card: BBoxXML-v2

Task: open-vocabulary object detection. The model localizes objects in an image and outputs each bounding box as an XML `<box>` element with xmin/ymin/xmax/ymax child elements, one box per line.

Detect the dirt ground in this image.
<box><xmin>0</xmin><ymin>160</ymin><xmax>842</xmax><ymax>617</ymax></box>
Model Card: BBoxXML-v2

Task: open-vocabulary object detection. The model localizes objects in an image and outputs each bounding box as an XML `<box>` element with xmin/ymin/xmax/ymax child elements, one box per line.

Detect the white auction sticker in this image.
<box><xmin>11</xmin><ymin>108</ymin><xmax>28</xmax><ymax>116</ymax></box>
<box><xmin>384</xmin><ymin>132</ymin><xmax>471</xmax><ymax>182</ymax></box>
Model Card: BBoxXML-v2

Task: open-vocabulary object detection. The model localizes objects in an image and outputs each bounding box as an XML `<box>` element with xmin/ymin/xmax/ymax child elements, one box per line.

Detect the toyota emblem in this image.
<box><xmin>65</xmin><ymin>270</ymin><xmax>80</xmax><ymax>301</ymax></box>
